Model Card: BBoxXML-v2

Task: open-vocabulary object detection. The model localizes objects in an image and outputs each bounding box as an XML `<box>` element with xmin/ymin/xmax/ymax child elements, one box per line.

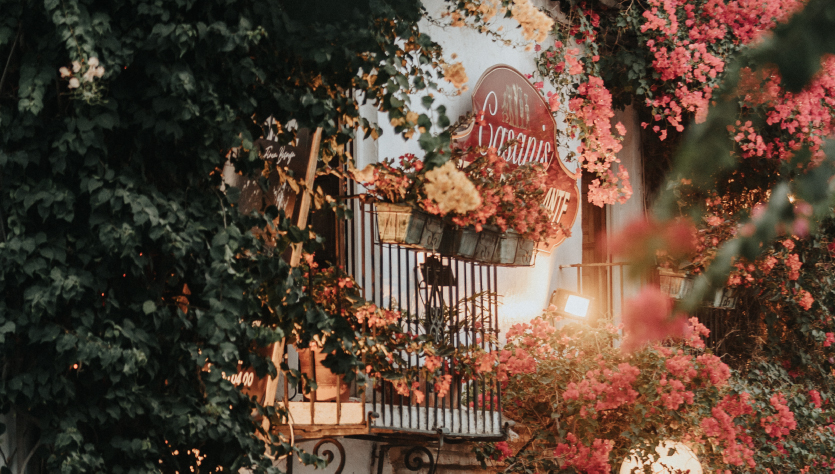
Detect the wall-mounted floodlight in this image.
<box><xmin>549</xmin><ymin>288</ymin><xmax>592</xmax><ymax>319</ymax></box>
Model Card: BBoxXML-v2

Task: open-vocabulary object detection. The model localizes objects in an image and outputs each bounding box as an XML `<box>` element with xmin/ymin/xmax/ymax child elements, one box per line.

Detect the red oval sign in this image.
<box><xmin>456</xmin><ymin>65</ymin><xmax>579</xmax><ymax>252</ymax></box>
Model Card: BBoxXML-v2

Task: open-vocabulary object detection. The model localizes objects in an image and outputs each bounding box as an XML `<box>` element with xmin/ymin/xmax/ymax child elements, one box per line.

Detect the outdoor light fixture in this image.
<box><xmin>618</xmin><ymin>441</ymin><xmax>703</xmax><ymax>474</ymax></box>
<box><xmin>419</xmin><ymin>256</ymin><xmax>456</xmax><ymax>287</ymax></box>
<box><xmin>549</xmin><ymin>288</ymin><xmax>592</xmax><ymax>319</ymax></box>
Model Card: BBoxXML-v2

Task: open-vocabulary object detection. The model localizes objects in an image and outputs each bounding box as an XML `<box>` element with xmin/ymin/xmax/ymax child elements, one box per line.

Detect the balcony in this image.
<box><xmin>273</xmin><ymin>190</ymin><xmax>503</xmax><ymax>443</ymax></box>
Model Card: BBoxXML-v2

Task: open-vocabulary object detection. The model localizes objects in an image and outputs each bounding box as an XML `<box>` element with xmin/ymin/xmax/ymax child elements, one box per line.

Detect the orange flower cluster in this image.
<box><xmin>455</xmin><ymin>147</ymin><xmax>564</xmax><ymax>241</ymax></box>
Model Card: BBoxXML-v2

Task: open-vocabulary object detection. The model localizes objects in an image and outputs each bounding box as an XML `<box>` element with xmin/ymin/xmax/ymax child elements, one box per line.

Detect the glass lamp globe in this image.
<box><xmin>619</xmin><ymin>441</ymin><xmax>703</xmax><ymax>474</ymax></box>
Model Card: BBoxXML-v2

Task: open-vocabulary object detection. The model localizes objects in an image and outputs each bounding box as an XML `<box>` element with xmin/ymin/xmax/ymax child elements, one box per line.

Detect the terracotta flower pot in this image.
<box><xmin>297</xmin><ymin>345</ymin><xmax>350</xmax><ymax>402</ymax></box>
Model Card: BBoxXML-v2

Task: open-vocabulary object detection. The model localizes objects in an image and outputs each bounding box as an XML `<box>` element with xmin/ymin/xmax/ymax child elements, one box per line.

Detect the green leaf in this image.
<box><xmin>142</xmin><ymin>301</ymin><xmax>156</xmax><ymax>314</ymax></box>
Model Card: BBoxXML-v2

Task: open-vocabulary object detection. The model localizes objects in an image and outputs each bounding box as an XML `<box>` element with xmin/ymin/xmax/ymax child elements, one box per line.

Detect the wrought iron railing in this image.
<box><xmin>346</xmin><ymin>196</ymin><xmax>502</xmax><ymax>439</ymax></box>
<box><xmin>275</xmin><ymin>181</ymin><xmax>503</xmax><ymax>441</ymax></box>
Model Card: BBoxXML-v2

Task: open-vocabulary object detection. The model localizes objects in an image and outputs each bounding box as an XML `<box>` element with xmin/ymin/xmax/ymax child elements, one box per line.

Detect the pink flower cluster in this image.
<box><xmin>798</xmin><ymin>289</ymin><xmax>814</xmax><ymax>310</ymax></box>
<box><xmin>474</xmin><ymin>351</ymin><xmax>497</xmax><ymax>374</ymax></box>
<box><xmin>786</xmin><ymin>253</ymin><xmax>802</xmax><ymax>280</ymax></box>
<box><xmin>715</xmin><ymin>230</ymin><xmax>817</xmax><ymax>315</ymax></box>
<box><xmin>494</xmin><ymin>441</ymin><xmax>513</xmax><ymax>461</ymax></box>
<box><xmin>455</xmin><ymin>147</ymin><xmax>565</xmax><ymax>241</ymax></box>
<box><xmin>701</xmin><ymin>393</ymin><xmax>756</xmax><ymax>467</ymax></box>
<box><xmin>496</xmin><ymin>306</ymin><xmax>800</xmax><ymax>474</ymax></box>
<box><xmin>562</xmin><ymin>363</ymin><xmax>641</xmax><ymax>414</ymax></box>
<box><xmin>553</xmin><ymin>433</ymin><xmax>613</xmax><ymax>474</ymax></box>
<box><xmin>568</xmin><ymin>77</ymin><xmax>632</xmax><ymax>207</ymax></box>
<box><xmin>657</xmin><ymin>375</ymin><xmax>694</xmax><ymax>410</ymax></box>
<box><xmin>809</xmin><ymin>389</ymin><xmax>823</xmax><ymax>409</ymax></box>
<box><xmin>696</xmin><ymin>353</ymin><xmax>731</xmax><ymax>386</ymax></box>
<box><xmin>434</xmin><ymin>374</ymin><xmax>453</xmax><ymax>398</ymax></box>
<box><xmin>497</xmin><ymin>347</ymin><xmax>536</xmax><ymax>382</ymax></box>
<box><xmin>635</xmin><ymin>0</ymin><xmax>804</xmax><ymax>141</ymax></box>
<box><xmin>620</xmin><ymin>285</ymin><xmax>688</xmax><ymax>352</ymax></box>
<box><xmin>424</xmin><ymin>355</ymin><xmax>442</xmax><ymax>372</ymax></box>
<box><xmin>355</xmin><ymin>304</ymin><xmax>400</xmax><ymax>328</ymax></box>
<box><xmin>685</xmin><ymin>316</ymin><xmax>711</xmax><ymax>349</ymax></box>
<box><xmin>735</xmin><ymin>58</ymin><xmax>835</xmax><ymax>163</ymax></box>
<box><xmin>760</xmin><ymin>392</ymin><xmax>797</xmax><ymax>439</ymax></box>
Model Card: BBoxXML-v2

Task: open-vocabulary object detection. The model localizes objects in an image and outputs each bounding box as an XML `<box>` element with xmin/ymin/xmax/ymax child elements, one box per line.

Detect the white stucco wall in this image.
<box><xmin>608</xmin><ymin>106</ymin><xmax>647</xmax><ymax>326</ymax></box>
<box><xmin>356</xmin><ymin>1</ymin><xmax>645</xmax><ymax>334</ymax></box>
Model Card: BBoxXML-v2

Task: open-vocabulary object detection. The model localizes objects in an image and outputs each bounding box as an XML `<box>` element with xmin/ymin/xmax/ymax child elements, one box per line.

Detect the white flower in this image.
<box><xmin>59</xmin><ymin>67</ymin><xmax>71</xmax><ymax>78</ymax></box>
<box><xmin>443</xmin><ymin>62</ymin><xmax>469</xmax><ymax>91</ymax></box>
<box><xmin>94</xmin><ymin>66</ymin><xmax>105</xmax><ymax>78</ymax></box>
<box><xmin>72</xmin><ymin>61</ymin><xmax>81</xmax><ymax>73</ymax></box>
<box><xmin>424</xmin><ymin>161</ymin><xmax>481</xmax><ymax>215</ymax></box>
<box><xmin>88</xmin><ymin>57</ymin><xmax>99</xmax><ymax>68</ymax></box>
<box><xmin>68</xmin><ymin>77</ymin><xmax>80</xmax><ymax>89</ymax></box>
<box><xmin>510</xmin><ymin>0</ymin><xmax>553</xmax><ymax>44</ymax></box>
<box><xmin>350</xmin><ymin>164</ymin><xmax>376</xmax><ymax>184</ymax></box>
<box><xmin>83</xmin><ymin>67</ymin><xmax>97</xmax><ymax>83</ymax></box>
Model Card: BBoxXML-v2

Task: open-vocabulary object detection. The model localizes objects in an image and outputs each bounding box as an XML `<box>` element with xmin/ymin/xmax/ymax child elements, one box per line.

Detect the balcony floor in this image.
<box><xmin>281</xmin><ymin>401</ymin><xmax>502</xmax><ymax>438</ymax></box>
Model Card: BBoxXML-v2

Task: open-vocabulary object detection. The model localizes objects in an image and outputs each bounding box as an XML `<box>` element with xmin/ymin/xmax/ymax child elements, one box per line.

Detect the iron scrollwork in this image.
<box><xmin>313</xmin><ymin>438</ymin><xmax>346</xmax><ymax>474</ymax></box>
<box><xmin>403</xmin><ymin>445</ymin><xmax>436</xmax><ymax>474</ymax></box>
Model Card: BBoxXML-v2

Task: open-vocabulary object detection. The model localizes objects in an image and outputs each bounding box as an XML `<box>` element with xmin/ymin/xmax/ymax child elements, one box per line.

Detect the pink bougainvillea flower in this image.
<box><xmin>809</xmin><ymin>389</ymin><xmax>822</xmax><ymax>409</ymax></box>
<box><xmin>495</xmin><ymin>441</ymin><xmax>513</xmax><ymax>461</ymax></box>
<box><xmin>798</xmin><ymin>289</ymin><xmax>814</xmax><ymax>310</ymax></box>
<box><xmin>549</xmin><ymin>93</ymin><xmax>560</xmax><ymax>112</ymax></box>
<box><xmin>609</xmin><ymin>217</ymin><xmax>696</xmax><ymax>264</ymax></box>
<box><xmin>608</xmin><ymin>217</ymin><xmax>660</xmax><ymax>258</ymax></box>
<box><xmin>621</xmin><ymin>286</ymin><xmax>688</xmax><ymax>352</ymax></box>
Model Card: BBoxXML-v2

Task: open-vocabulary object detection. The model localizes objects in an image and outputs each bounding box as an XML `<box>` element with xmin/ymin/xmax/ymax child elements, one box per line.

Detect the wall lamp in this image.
<box><xmin>419</xmin><ymin>255</ymin><xmax>456</xmax><ymax>287</ymax></box>
<box><xmin>549</xmin><ymin>288</ymin><xmax>592</xmax><ymax>320</ymax></box>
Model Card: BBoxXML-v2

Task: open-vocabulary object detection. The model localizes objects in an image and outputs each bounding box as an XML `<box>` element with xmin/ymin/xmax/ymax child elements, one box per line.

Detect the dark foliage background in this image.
<box><xmin>0</xmin><ymin>0</ymin><xmax>453</xmax><ymax>472</ymax></box>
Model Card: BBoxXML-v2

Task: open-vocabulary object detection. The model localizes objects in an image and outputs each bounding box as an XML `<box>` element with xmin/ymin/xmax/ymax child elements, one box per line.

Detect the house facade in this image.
<box><xmin>271</xmin><ymin>2</ymin><xmax>649</xmax><ymax>473</ymax></box>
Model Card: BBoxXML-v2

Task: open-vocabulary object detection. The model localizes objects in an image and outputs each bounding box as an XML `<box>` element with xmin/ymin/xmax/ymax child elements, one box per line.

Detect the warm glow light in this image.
<box><xmin>499</xmin><ymin>296</ymin><xmax>544</xmax><ymax>336</ymax></box>
<box><xmin>619</xmin><ymin>441</ymin><xmax>703</xmax><ymax>474</ymax></box>
<box><xmin>550</xmin><ymin>288</ymin><xmax>593</xmax><ymax>320</ymax></box>
<box><xmin>564</xmin><ymin>294</ymin><xmax>590</xmax><ymax>318</ymax></box>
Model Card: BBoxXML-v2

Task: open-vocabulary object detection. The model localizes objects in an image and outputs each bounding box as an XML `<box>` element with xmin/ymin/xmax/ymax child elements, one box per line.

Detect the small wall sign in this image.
<box><xmin>220</xmin><ymin>124</ymin><xmax>322</xmax><ymax>406</ymax></box>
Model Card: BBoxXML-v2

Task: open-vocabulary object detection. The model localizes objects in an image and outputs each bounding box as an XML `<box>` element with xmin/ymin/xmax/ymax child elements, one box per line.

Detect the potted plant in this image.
<box><xmin>450</xmin><ymin>146</ymin><xmax>564</xmax><ymax>265</ymax></box>
<box><xmin>295</xmin><ymin>264</ymin><xmax>400</xmax><ymax>403</ymax></box>
<box><xmin>351</xmin><ymin>153</ymin><xmax>481</xmax><ymax>252</ymax></box>
<box><xmin>293</xmin><ymin>260</ymin><xmax>469</xmax><ymax>409</ymax></box>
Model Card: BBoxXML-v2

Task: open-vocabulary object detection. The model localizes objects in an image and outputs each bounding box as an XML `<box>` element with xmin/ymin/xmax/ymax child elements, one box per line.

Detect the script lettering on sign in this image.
<box><xmin>220</xmin><ymin>122</ymin><xmax>321</xmax><ymax>406</ymax></box>
<box><xmin>203</xmin><ymin>341</ymin><xmax>278</xmax><ymax>405</ymax></box>
<box><xmin>457</xmin><ymin>65</ymin><xmax>579</xmax><ymax>252</ymax></box>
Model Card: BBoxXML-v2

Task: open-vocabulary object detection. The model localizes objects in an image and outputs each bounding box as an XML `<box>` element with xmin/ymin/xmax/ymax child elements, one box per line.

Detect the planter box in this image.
<box><xmin>493</xmin><ymin>231</ymin><xmax>519</xmax><ymax>265</ymax></box>
<box><xmin>376</xmin><ymin>203</ymin><xmax>444</xmax><ymax>251</ymax></box>
<box><xmin>658</xmin><ymin>269</ymin><xmax>692</xmax><ymax>300</ymax></box>
<box><xmin>513</xmin><ymin>237</ymin><xmax>536</xmax><ymax>266</ymax></box>
<box><xmin>472</xmin><ymin>225</ymin><xmax>501</xmax><ymax>262</ymax></box>
<box><xmin>491</xmin><ymin>231</ymin><xmax>536</xmax><ymax>266</ymax></box>
<box><xmin>658</xmin><ymin>268</ymin><xmax>737</xmax><ymax>309</ymax></box>
<box><xmin>439</xmin><ymin>226</ymin><xmax>479</xmax><ymax>259</ymax></box>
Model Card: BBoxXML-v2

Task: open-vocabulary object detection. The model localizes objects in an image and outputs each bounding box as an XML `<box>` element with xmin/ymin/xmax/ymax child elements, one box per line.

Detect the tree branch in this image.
<box><xmin>0</xmin><ymin>23</ymin><xmax>21</xmax><ymax>97</ymax></box>
<box><xmin>18</xmin><ymin>439</ymin><xmax>40</xmax><ymax>474</ymax></box>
